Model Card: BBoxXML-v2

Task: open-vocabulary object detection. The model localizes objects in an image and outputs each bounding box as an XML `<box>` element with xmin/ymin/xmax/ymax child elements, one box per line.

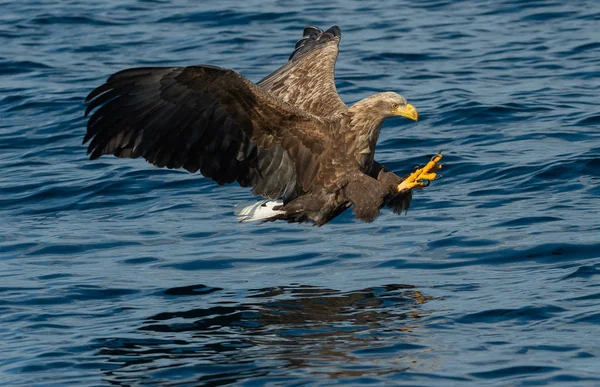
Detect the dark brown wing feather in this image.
<box><xmin>84</xmin><ymin>66</ymin><xmax>327</xmax><ymax>197</ymax></box>
<box><xmin>258</xmin><ymin>26</ymin><xmax>347</xmax><ymax>117</ymax></box>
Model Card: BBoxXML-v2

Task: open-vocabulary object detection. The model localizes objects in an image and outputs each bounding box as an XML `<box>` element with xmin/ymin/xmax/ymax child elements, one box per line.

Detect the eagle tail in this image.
<box><xmin>235</xmin><ymin>199</ymin><xmax>285</xmax><ymax>223</ymax></box>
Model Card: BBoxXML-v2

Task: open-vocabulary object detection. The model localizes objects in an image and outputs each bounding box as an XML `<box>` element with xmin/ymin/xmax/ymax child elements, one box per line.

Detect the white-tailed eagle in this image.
<box><xmin>84</xmin><ymin>26</ymin><xmax>442</xmax><ymax>226</ymax></box>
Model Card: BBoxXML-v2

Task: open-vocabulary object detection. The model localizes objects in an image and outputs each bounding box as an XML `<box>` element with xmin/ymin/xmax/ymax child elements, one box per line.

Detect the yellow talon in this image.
<box><xmin>397</xmin><ymin>152</ymin><xmax>443</xmax><ymax>192</ymax></box>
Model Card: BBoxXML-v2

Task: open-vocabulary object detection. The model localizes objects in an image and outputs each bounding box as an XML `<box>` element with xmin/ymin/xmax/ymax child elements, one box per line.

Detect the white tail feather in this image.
<box><xmin>235</xmin><ymin>200</ymin><xmax>285</xmax><ymax>222</ymax></box>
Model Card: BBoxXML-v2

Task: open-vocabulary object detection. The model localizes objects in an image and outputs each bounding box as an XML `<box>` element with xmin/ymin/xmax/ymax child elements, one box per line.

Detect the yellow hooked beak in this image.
<box><xmin>393</xmin><ymin>103</ymin><xmax>419</xmax><ymax>121</ymax></box>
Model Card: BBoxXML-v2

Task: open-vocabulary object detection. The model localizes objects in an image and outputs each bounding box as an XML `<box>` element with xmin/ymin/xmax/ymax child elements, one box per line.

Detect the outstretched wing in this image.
<box><xmin>258</xmin><ymin>25</ymin><xmax>347</xmax><ymax>117</ymax></box>
<box><xmin>84</xmin><ymin>66</ymin><xmax>327</xmax><ymax>197</ymax></box>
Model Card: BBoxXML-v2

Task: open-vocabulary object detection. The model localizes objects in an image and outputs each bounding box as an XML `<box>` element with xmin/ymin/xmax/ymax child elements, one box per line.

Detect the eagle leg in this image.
<box><xmin>397</xmin><ymin>153</ymin><xmax>443</xmax><ymax>192</ymax></box>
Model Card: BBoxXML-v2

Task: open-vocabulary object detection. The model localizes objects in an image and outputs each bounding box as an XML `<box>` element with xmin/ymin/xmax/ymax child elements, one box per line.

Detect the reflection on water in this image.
<box><xmin>94</xmin><ymin>284</ymin><xmax>434</xmax><ymax>386</ymax></box>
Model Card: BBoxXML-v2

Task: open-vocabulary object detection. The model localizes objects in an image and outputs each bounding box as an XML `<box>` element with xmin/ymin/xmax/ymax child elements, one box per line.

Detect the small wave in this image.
<box><xmin>0</xmin><ymin>60</ymin><xmax>53</xmax><ymax>75</ymax></box>
<box><xmin>363</xmin><ymin>52</ymin><xmax>448</xmax><ymax>62</ymax></box>
<box><xmin>29</xmin><ymin>14</ymin><xmax>122</xmax><ymax>26</ymax></box>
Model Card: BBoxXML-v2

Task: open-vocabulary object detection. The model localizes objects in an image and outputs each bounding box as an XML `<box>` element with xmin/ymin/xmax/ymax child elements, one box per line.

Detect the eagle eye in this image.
<box><xmin>391</xmin><ymin>103</ymin><xmax>399</xmax><ymax>109</ymax></box>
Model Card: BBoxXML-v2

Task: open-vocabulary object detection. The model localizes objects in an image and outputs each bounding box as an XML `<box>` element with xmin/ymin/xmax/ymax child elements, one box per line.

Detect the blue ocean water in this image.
<box><xmin>1</xmin><ymin>0</ymin><xmax>599</xmax><ymax>385</ymax></box>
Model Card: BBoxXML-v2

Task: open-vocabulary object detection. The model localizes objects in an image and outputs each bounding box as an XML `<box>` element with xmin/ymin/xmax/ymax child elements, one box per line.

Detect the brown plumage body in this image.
<box><xmin>84</xmin><ymin>26</ymin><xmax>419</xmax><ymax>225</ymax></box>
